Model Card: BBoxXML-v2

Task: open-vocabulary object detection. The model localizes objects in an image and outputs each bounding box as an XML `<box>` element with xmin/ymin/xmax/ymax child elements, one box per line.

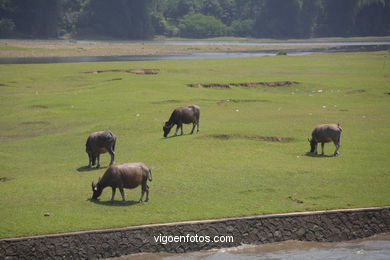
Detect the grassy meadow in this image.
<box><xmin>0</xmin><ymin>51</ymin><xmax>389</xmax><ymax>238</ymax></box>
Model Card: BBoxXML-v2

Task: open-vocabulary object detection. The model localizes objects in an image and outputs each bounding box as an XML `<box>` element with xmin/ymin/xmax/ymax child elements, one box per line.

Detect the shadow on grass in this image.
<box><xmin>88</xmin><ymin>198</ymin><xmax>139</xmax><ymax>207</ymax></box>
<box><xmin>77</xmin><ymin>166</ymin><xmax>108</xmax><ymax>172</ymax></box>
<box><xmin>161</xmin><ymin>133</ymin><xmax>195</xmax><ymax>140</ymax></box>
<box><xmin>304</xmin><ymin>152</ymin><xmax>336</xmax><ymax>158</ymax></box>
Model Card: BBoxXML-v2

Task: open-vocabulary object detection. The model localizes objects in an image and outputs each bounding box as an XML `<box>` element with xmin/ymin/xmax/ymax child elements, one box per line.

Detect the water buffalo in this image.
<box><xmin>91</xmin><ymin>162</ymin><xmax>152</xmax><ymax>202</ymax></box>
<box><xmin>86</xmin><ymin>130</ymin><xmax>116</xmax><ymax>168</ymax></box>
<box><xmin>163</xmin><ymin>104</ymin><xmax>200</xmax><ymax>137</ymax></box>
<box><xmin>309</xmin><ymin>123</ymin><xmax>342</xmax><ymax>156</ymax></box>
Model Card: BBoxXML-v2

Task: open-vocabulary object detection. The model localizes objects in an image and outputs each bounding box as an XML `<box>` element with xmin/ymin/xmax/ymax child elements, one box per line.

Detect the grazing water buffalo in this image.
<box><xmin>91</xmin><ymin>162</ymin><xmax>152</xmax><ymax>202</ymax></box>
<box><xmin>163</xmin><ymin>104</ymin><xmax>200</xmax><ymax>137</ymax></box>
<box><xmin>86</xmin><ymin>130</ymin><xmax>116</xmax><ymax>168</ymax></box>
<box><xmin>309</xmin><ymin>123</ymin><xmax>342</xmax><ymax>156</ymax></box>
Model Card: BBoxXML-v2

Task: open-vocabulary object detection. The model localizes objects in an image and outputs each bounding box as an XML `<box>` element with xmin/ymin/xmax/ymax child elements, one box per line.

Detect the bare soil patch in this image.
<box><xmin>0</xmin><ymin>177</ymin><xmax>13</xmax><ymax>182</ymax></box>
<box><xmin>230</xmin><ymin>81</ymin><xmax>299</xmax><ymax>87</ymax></box>
<box><xmin>187</xmin><ymin>83</ymin><xmax>230</xmax><ymax>89</ymax></box>
<box><xmin>288</xmin><ymin>196</ymin><xmax>304</xmax><ymax>204</ymax></box>
<box><xmin>199</xmin><ymin>134</ymin><xmax>294</xmax><ymax>142</ymax></box>
<box><xmin>151</xmin><ymin>99</ymin><xmax>183</xmax><ymax>104</ymax></box>
<box><xmin>217</xmin><ymin>99</ymin><xmax>268</xmax><ymax>104</ymax></box>
<box><xmin>84</xmin><ymin>69</ymin><xmax>159</xmax><ymax>75</ymax></box>
<box><xmin>188</xmin><ymin>81</ymin><xmax>298</xmax><ymax>89</ymax></box>
<box><xmin>347</xmin><ymin>89</ymin><xmax>366</xmax><ymax>94</ymax></box>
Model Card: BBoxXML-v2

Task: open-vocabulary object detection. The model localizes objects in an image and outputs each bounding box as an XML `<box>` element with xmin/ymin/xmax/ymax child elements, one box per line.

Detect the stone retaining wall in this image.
<box><xmin>1</xmin><ymin>206</ymin><xmax>389</xmax><ymax>259</ymax></box>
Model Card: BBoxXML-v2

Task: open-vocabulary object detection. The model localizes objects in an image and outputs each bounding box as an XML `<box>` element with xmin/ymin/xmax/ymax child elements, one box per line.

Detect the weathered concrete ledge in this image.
<box><xmin>1</xmin><ymin>206</ymin><xmax>389</xmax><ymax>259</ymax></box>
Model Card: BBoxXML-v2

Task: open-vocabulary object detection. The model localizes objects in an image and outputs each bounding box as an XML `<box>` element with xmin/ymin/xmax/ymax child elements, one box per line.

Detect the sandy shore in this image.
<box><xmin>0</xmin><ymin>40</ymin><xmax>329</xmax><ymax>58</ymax></box>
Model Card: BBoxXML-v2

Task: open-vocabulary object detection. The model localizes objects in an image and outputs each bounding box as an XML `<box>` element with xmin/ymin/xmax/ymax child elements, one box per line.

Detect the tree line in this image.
<box><xmin>1</xmin><ymin>0</ymin><xmax>389</xmax><ymax>39</ymax></box>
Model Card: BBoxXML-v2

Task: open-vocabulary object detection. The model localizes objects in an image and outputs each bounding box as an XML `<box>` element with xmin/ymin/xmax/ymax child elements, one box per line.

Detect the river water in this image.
<box><xmin>112</xmin><ymin>233</ymin><xmax>390</xmax><ymax>260</ymax></box>
<box><xmin>0</xmin><ymin>39</ymin><xmax>389</xmax><ymax>64</ymax></box>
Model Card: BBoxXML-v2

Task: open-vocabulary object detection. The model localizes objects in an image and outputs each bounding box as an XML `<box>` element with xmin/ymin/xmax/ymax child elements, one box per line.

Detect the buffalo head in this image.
<box><xmin>91</xmin><ymin>181</ymin><xmax>103</xmax><ymax>200</ymax></box>
<box><xmin>163</xmin><ymin>122</ymin><xmax>173</xmax><ymax>138</ymax></box>
<box><xmin>308</xmin><ymin>138</ymin><xmax>317</xmax><ymax>153</ymax></box>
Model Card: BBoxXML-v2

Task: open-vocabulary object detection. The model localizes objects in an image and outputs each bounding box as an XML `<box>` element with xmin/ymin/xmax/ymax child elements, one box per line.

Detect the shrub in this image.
<box><xmin>178</xmin><ymin>13</ymin><xmax>228</xmax><ymax>38</ymax></box>
<box><xmin>0</xmin><ymin>19</ymin><xmax>15</xmax><ymax>37</ymax></box>
<box><xmin>230</xmin><ymin>19</ymin><xmax>254</xmax><ymax>37</ymax></box>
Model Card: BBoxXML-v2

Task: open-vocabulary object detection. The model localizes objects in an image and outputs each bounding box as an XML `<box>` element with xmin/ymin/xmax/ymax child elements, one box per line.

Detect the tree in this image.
<box><xmin>354</xmin><ymin>0</ymin><xmax>390</xmax><ymax>36</ymax></box>
<box><xmin>178</xmin><ymin>13</ymin><xmax>228</xmax><ymax>38</ymax></box>
<box><xmin>230</xmin><ymin>19</ymin><xmax>254</xmax><ymax>37</ymax></box>
<box><xmin>77</xmin><ymin>0</ymin><xmax>154</xmax><ymax>39</ymax></box>
<box><xmin>254</xmin><ymin>0</ymin><xmax>300</xmax><ymax>39</ymax></box>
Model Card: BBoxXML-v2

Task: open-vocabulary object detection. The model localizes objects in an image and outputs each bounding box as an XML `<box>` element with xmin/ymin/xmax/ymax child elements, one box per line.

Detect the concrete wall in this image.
<box><xmin>1</xmin><ymin>206</ymin><xmax>389</xmax><ymax>259</ymax></box>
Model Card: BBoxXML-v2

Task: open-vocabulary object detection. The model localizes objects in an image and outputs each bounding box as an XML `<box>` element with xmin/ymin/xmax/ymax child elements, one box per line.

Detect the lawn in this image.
<box><xmin>0</xmin><ymin>51</ymin><xmax>389</xmax><ymax>238</ymax></box>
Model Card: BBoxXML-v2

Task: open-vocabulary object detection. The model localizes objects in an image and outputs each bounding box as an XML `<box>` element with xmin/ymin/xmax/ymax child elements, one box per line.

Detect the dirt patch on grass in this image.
<box><xmin>105</xmin><ymin>78</ymin><xmax>122</xmax><ymax>82</ymax></box>
<box><xmin>288</xmin><ymin>196</ymin><xmax>304</xmax><ymax>204</ymax></box>
<box><xmin>0</xmin><ymin>177</ymin><xmax>13</xmax><ymax>182</ymax></box>
<box><xmin>188</xmin><ymin>81</ymin><xmax>298</xmax><ymax>89</ymax></box>
<box><xmin>217</xmin><ymin>99</ymin><xmax>268</xmax><ymax>104</ymax></box>
<box><xmin>230</xmin><ymin>81</ymin><xmax>299</xmax><ymax>87</ymax></box>
<box><xmin>347</xmin><ymin>89</ymin><xmax>366</xmax><ymax>94</ymax></box>
<box><xmin>151</xmin><ymin>99</ymin><xmax>183</xmax><ymax>104</ymax></box>
<box><xmin>199</xmin><ymin>134</ymin><xmax>293</xmax><ymax>142</ymax></box>
<box><xmin>85</xmin><ymin>69</ymin><xmax>159</xmax><ymax>75</ymax></box>
<box><xmin>187</xmin><ymin>83</ymin><xmax>230</xmax><ymax>89</ymax></box>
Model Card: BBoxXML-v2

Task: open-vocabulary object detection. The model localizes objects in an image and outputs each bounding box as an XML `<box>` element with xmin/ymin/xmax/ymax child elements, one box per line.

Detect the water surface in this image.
<box><xmin>113</xmin><ymin>233</ymin><xmax>390</xmax><ymax>260</ymax></box>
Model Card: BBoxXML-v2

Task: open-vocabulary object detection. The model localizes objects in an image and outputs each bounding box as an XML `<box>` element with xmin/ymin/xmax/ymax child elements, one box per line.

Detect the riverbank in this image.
<box><xmin>1</xmin><ymin>207</ymin><xmax>389</xmax><ymax>259</ymax></box>
<box><xmin>1</xmin><ymin>37</ymin><xmax>389</xmax><ymax>58</ymax></box>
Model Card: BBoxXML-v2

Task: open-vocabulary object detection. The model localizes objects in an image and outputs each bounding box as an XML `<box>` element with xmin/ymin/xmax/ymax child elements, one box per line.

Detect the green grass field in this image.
<box><xmin>0</xmin><ymin>51</ymin><xmax>389</xmax><ymax>238</ymax></box>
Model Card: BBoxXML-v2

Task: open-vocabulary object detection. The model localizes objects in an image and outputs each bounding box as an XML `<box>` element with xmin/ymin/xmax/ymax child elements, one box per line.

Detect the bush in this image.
<box><xmin>178</xmin><ymin>13</ymin><xmax>228</xmax><ymax>38</ymax></box>
<box><xmin>0</xmin><ymin>19</ymin><xmax>15</xmax><ymax>37</ymax></box>
<box><xmin>230</xmin><ymin>19</ymin><xmax>254</xmax><ymax>37</ymax></box>
<box><xmin>276</xmin><ymin>50</ymin><xmax>287</xmax><ymax>55</ymax></box>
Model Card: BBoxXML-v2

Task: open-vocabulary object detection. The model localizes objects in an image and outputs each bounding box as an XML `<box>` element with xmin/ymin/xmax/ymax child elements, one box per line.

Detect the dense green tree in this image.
<box><xmin>77</xmin><ymin>0</ymin><xmax>154</xmax><ymax>39</ymax></box>
<box><xmin>254</xmin><ymin>0</ymin><xmax>300</xmax><ymax>38</ymax></box>
<box><xmin>178</xmin><ymin>13</ymin><xmax>228</xmax><ymax>38</ymax></box>
<box><xmin>354</xmin><ymin>0</ymin><xmax>390</xmax><ymax>36</ymax></box>
<box><xmin>0</xmin><ymin>0</ymin><xmax>389</xmax><ymax>39</ymax></box>
<box><xmin>230</xmin><ymin>19</ymin><xmax>254</xmax><ymax>37</ymax></box>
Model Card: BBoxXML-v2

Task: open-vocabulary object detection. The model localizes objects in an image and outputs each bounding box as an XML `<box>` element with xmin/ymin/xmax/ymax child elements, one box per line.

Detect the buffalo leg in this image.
<box><xmin>111</xmin><ymin>187</ymin><xmax>116</xmax><ymax>201</ymax></box>
<box><xmin>119</xmin><ymin>187</ymin><xmax>125</xmax><ymax>201</ymax></box>
<box><xmin>145</xmin><ymin>184</ymin><xmax>149</xmax><ymax>202</ymax></box>
<box><xmin>314</xmin><ymin>143</ymin><xmax>318</xmax><ymax>154</ymax></box>
<box><xmin>334</xmin><ymin>142</ymin><xmax>340</xmax><ymax>156</ymax></box>
<box><xmin>197</xmin><ymin>121</ymin><xmax>200</xmax><ymax>133</ymax></box>
<box><xmin>174</xmin><ymin>125</ymin><xmax>179</xmax><ymax>136</ymax></box>
<box><xmin>321</xmin><ymin>143</ymin><xmax>325</xmax><ymax>155</ymax></box>
<box><xmin>88</xmin><ymin>153</ymin><xmax>92</xmax><ymax>168</ymax></box>
<box><xmin>108</xmin><ymin>149</ymin><xmax>115</xmax><ymax>165</ymax></box>
<box><xmin>190</xmin><ymin>122</ymin><xmax>196</xmax><ymax>134</ymax></box>
<box><xmin>179</xmin><ymin>124</ymin><xmax>184</xmax><ymax>135</ymax></box>
<box><xmin>139</xmin><ymin>183</ymin><xmax>149</xmax><ymax>203</ymax></box>
<box><xmin>96</xmin><ymin>154</ymin><xmax>100</xmax><ymax>168</ymax></box>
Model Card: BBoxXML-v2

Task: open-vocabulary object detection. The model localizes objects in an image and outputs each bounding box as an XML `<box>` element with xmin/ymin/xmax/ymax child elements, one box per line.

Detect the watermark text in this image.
<box><xmin>154</xmin><ymin>234</ymin><xmax>234</xmax><ymax>245</ymax></box>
